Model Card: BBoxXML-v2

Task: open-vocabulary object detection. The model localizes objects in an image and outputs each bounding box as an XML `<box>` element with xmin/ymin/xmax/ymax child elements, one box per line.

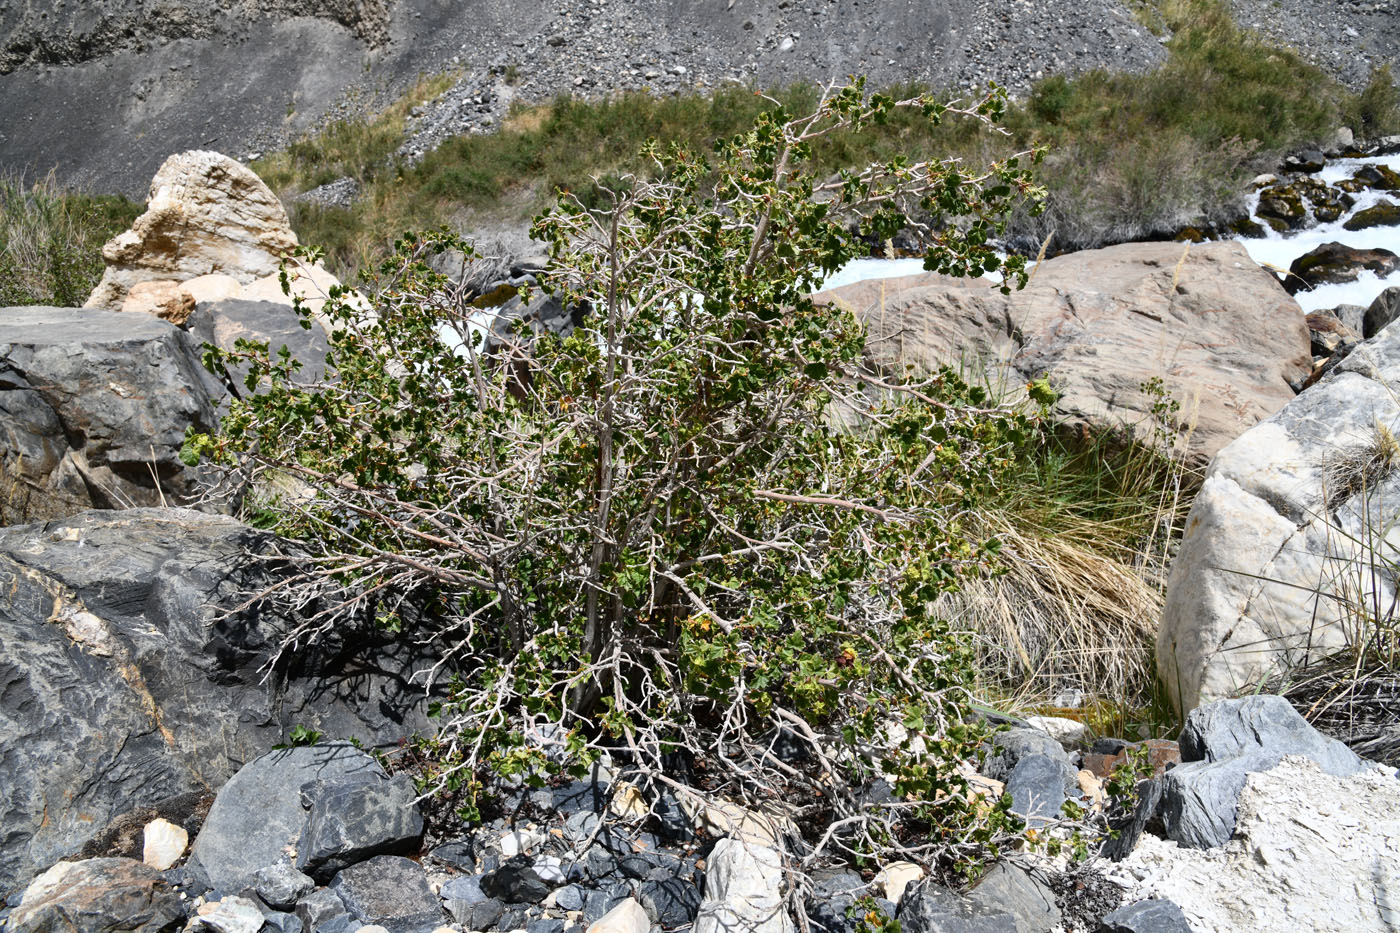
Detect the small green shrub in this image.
<box><xmin>193</xmin><ymin>80</ymin><xmax>1044</xmax><ymax>874</ymax></box>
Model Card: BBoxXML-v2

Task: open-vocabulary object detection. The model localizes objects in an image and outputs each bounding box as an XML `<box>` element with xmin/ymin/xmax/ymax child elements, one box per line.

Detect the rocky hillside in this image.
<box><xmin>0</xmin><ymin>0</ymin><xmax>1336</xmax><ymax>196</ymax></box>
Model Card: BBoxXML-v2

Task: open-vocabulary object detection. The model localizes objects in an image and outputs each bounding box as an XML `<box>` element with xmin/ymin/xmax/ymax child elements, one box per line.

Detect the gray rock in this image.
<box><xmin>1163</xmin><ymin>696</ymin><xmax>1368</xmax><ymax>848</ymax></box>
<box><xmin>639</xmin><ymin>877</ymin><xmax>702</xmax><ymax>928</ymax></box>
<box><xmin>981</xmin><ymin>729</ymin><xmax>1069</xmax><ymax>783</ymax></box>
<box><xmin>553</xmin><ymin>884</ymin><xmax>585</xmax><ymax>912</ymax></box>
<box><xmin>8</xmin><ymin>858</ymin><xmax>185</xmax><ymax>933</ymax></box>
<box><xmin>329</xmin><ymin>856</ymin><xmax>443</xmax><ymax>933</ymax></box>
<box><xmin>1096</xmin><ymin>898</ymin><xmax>1192</xmax><ymax>932</ymax></box>
<box><xmin>582</xmin><ymin>885</ymin><xmax>633</xmax><ymax>928</ymax></box>
<box><xmin>427</xmin><ymin>841</ymin><xmax>476</xmax><ymax>872</ymax></box>
<box><xmin>1179</xmin><ymin>696</ymin><xmax>1365</xmax><ymax>774</ymax></box>
<box><xmin>1362</xmin><ymin>285</ymin><xmax>1400</xmax><ymax>338</ymax></box>
<box><xmin>186</xmin><ymin>299</ymin><xmax>333</xmax><ymax>385</ymax></box>
<box><xmin>0</xmin><ymin>509</ymin><xmax>431</xmax><ymax>897</ymax></box>
<box><xmin>0</xmin><ymin>307</ymin><xmax>221</xmax><ymax>524</ymax></box>
<box><xmin>1004</xmin><ymin>754</ymin><xmax>1079</xmax><ymax>824</ymax></box>
<box><xmin>263</xmin><ymin>911</ymin><xmax>305</xmax><ymax>933</ymax></box>
<box><xmin>480</xmin><ymin>862</ymin><xmax>550</xmax><ymax>903</ymax></box>
<box><xmin>449</xmin><ymin>896</ymin><xmax>503</xmax><ymax>930</ymax></box>
<box><xmin>896</xmin><ymin>880</ymin><xmax>1018</xmax><ymax>933</ymax></box>
<box><xmin>527</xmin><ymin>920</ymin><xmax>565</xmax><ymax>933</ymax></box>
<box><xmin>693</xmin><ymin>839</ymin><xmax>792</xmax><ymax>933</ymax></box>
<box><xmin>965</xmin><ymin>863</ymin><xmax>1059</xmax><ymax>933</ymax></box>
<box><xmin>297</xmin><ymin>772</ymin><xmax>424</xmax><ymax>882</ymax></box>
<box><xmin>438</xmin><ymin>874</ymin><xmax>486</xmax><ymax>906</ymax></box>
<box><xmin>191</xmin><ymin>744</ymin><xmax>385</xmax><ymax>891</ymax></box>
<box><xmin>295</xmin><ymin>888</ymin><xmax>349</xmax><ymax>933</ymax></box>
<box><xmin>1098</xmin><ymin>778</ymin><xmax>1163</xmax><ymax>862</ymax></box>
<box><xmin>255</xmin><ymin>862</ymin><xmax>316</xmax><ymax>911</ymax></box>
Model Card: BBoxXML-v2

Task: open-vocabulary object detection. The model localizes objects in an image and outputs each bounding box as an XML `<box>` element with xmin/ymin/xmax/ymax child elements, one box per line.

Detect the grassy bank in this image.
<box><xmin>248</xmin><ymin>0</ymin><xmax>1398</xmax><ymax>276</ymax></box>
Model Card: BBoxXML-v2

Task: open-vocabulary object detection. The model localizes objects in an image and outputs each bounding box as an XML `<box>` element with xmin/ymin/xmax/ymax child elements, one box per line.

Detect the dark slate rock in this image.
<box><xmin>480</xmin><ymin>862</ymin><xmax>551</xmax><ymax>903</ymax></box>
<box><xmin>639</xmin><ymin>877</ymin><xmax>702</xmax><ymax>928</ymax></box>
<box><xmin>762</xmin><ymin>724</ymin><xmax>815</xmax><ymax>763</ymax></box>
<box><xmin>255</xmin><ymin>863</ymin><xmax>316</xmax><ymax>911</ymax></box>
<box><xmin>186</xmin><ymin>298</ymin><xmax>332</xmax><ymax>387</ymax></box>
<box><xmin>982</xmin><ymin>729</ymin><xmax>1070</xmax><ymax>783</ymax></box>
<box><xmin>428</xmin><ymin>841</ymin><xmax>477</xmax><ymax>872</ymax></box>
<box><xmin>1004</xmin><ymin>754</ymin><xmax>1079</xmax><ymax>824</ymax></box>
<box><xmin>581</xmin><ymin>884</ymin><xmax>633</xmax><ymax>927</ymax></box>
<box><xmin>298</xmin><ymin>773</ymin><xmax>384</xmax><ymax>811</ymax></box>
<box><xmin>1096</xmin><ymin>899</ymin><xmax>1193</xmax><ymax>933</ymax></box>
<box><xmin>1099</xmin><ymin>778</ymin><xmax>1163</xmax><ymax>862</ymax></box>
<box><xmin>1178</xmin><ymin>695</ymin><xmax>1365</xmax><ymax>773</ymax></box>
<box><xmin>650</xmin><ymin>786</ymin><xmax>695</xmax><ymax>843</ymax></box>
<box><xmin>440</xmin><ymin>874</ymin><xmax>487</xmax><ymax>905</ymax></box>
<box><xmin>618</xmin><ymin>854</ymin><xmax>657</xmax><ymax>880</ymax></box>
<box><xmin>526</xmin><ymin>919</ymin><xmax>565</xmax><ymax>933</ymax></box>
<box><xmin>1283</xmin><ymin>150</ymin><xmax>1326</xmax><ymax>173</ymax></box>
<box><xmin>312</xmin><ymin>914</ymin><xmax>355</xmax><ymax>933</ymax></box>
<box><xmin>7</xmin><ymin>858</ymin><xmax>185</xmax><ymax>933</ymax></box>
<box><xmin>965</xmin><ymin>863</ymin><xmax>1060</xmax><ymax>933</ymax></box>
<box><xmin>1163</xmin><ymin>696</ymin><xmax>1369</xmax><ymax>848</ymax></box>
<box><xmin>0</xmin><ymin>509</ymin><xmax>434</xmax><ymax>897</ymax></box>
<box><xmin>896</xmin><ymin>880</ymin><xmax>1018</xmax><ymax>933</ymax></box>
<box><xmin>295</xmin><ymin>888</ymin><xmax>348</xmax><ymax>932</ymax></box>
<box><xmin>329</xmin><ymin>856</ymin><xmax>442</xmax><ymax>933</ymax></box>
<box><xmin>448</xmin><ymin>897</ymin><xmax>504</xmax><ymax>930</ymax></box>
<box><xmin>553</xmin><ymin>771</ymin><xmax>609</xmax><ymax>815</ymax></box>
<box><xmin>497</xmin><ymin>906</ymin><xmax>531</xmax><ymax>931</ymax></box>
<box><xmin>553</xmin><ymin>884</ymin><xmax>585</xmax><ymax>912</ymax></box>
<box><xmin>191</xmin><ymin>744</ymin><xmax>385</xmax><ymax>892</ymax></box>
<box><xmin>264</xmin><ymin>911</ymin><xmax>305</xmax><ymax>933</ymax></box>
<box><xmin>0</xmin><ymin>308</ymin><xmax>222</xmax><ymax>524</ymax></box>
<box><xmin>297</xmin><ymin>772</ymin><xmax>424</xmax><ymax>882</ymax></box>
<box><xmin>1366</xmin><ymin>286</ymin><xmax>1400</xmax><ymax>339</ymax></box>
<box><xmin>161</xmin><ymin>866</ymin><xmax>211</xmax><ymax>899</ymax></box>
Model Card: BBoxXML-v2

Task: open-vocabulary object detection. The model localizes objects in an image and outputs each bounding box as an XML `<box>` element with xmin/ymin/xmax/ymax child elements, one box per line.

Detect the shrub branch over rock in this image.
<box><xmin>188</xmin><ymin>80</ymin><xmax>1046</xmax><ymax>875</ymax></box>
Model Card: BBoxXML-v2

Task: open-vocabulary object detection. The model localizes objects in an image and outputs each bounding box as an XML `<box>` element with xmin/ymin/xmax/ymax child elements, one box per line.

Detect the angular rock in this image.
<box><xmin>1363</xmin><ymin>286</ymin><xmax>1400</xmax><ymax>338</ymax></box>
<box><xmin>447</xmin><ymin>896</ymin><xmax>503</xmax><ymax>930</ymax></box>
<box><xmin>581</xmin><ymin>885</ymin><xmax>632</xmax><ymax>928</ymax></box>
<box><xmin>480</xmin><ymin>862</ymin><xmax>551</xmax><ymax>903</ymax></box>
<box><xmin>1352</xmin><ymin>163</ymin><xmax>1400</xmax><ymax>191</ymax></box>
<box><xmin>1116</xmin><ymin>758</ymin><xmax>1400</xmax><ymax>931</ymax></box>
<box><xmin>8</xmin><ymin>858</ymin><xmax>184</xmax><ymax>933</ymax></box>
<box><xmin>1096</xmin><ymin>899</ymin><xmax>1192</xmax><ymax>933</ymax></box>
<box><xmin>294</xmin><ymin>888</ymin><xmax>348</xmax><ymax>933</ymax></box>
<box><xmin>586</xmin><ymin>898</ymin><xmax>649</xmax><ymax>933</ymax></box>
<box><xmin>874</xmin><ymin>862</ymin><xmax>924</xmax><ymax>905</ymax></box>
<box><xmin>965</xmin><ymin>863</ymin><xmax>1059</xmax><ymax>933</ymax></box>
<box><xmin>1286</xmin><ymin>241</ymin><xmax>1400</xmax><ymax>294</ymax></box>
<box><xmin>693</xmin><ymin>839</ymin><xmax>792</xmax><ymax>933</ymax></box>
<box><xmin>191</xmin><ymin>744</ymin><xmax>385</xmax><ymax>890</ymax></box>
<box><xmin>1160</xmin><ymin>696</ymin><xmax>1367</xmax><ymax>848</ymax></box>
<box><xmin>0</xmin><ymin>308</ymin><xmax>221</xmax><ymax>523</ymax></box>
<box><xmin>1158</xmin><ymin>313</ymin><xmax>1400</xmax><ymax>709</ymax></box>
<box><xmin>638</xmin><ymin>877</ymin><xmax>702</xmax><ymax>928</ymax></box>
<box><xmin>1098</xmin><ymin>778</ymin><xmax>1162</xmax><ymax>862</ymax></box>
<box><xmin>895</xmin><ymin>880</ymin><xmax>1018</xmax><ymax>933</ymax></box>
<box><xmin>816</xmin><ymin>240</ymin><xmax>1309</xmax><ymax>463</ymax></box>
<box><xmin>190</xmin><ymin>895</ymin><xmax>264</xmax><ymax>933</ymax></box>
<box><xmin>121</xmin><ymin>281</ymin><xmax>196</xmax><ymax>324</ymax></box>
<box><xmin>141</xmin><ymin>820</ymin><xmax>188</xmax><ymax>873</ymax></box>
<box><xmin>1004</xmin><ymin>754</ymin><xmax>1079</xmax><ymax>825</ymax></box>
<box><xmin>1024</xmin><ymin>716</ymin><xmax>1088</xmax><ymax>750</ymax></box>
<box><xmin>438</xmin><ymin>874</ymin><xmax>486</xmax><ymax>906</ymax></box>
<box><xmin>85</xmin><ymin>150</ymin><xmax>298</xmax><ymax>310</ymax></box>
<box><xmin>186</xmin><ymin>299</ymin><xmax>333</xmax><ymax>386</ymax></box>
<box><xmin>296</xmin><ymin>772</ymin><xmax>424</xmax><ymax>882</ymax></box>
<box><xmin>254</xmin><ymin>862</ymin><xmax>315</xmax><ymax>911</ymax></box>
<box><xmin>0</xmin><ymin>508</ymin><xmax>432</xmax><ymax>897</ymax></box>
<box><xmin>980</xmin><ymin>729</ymin><xmax>1069</xmax><ymax>783</ymax></box>
<box><xmin>329</xmin><ymin>856</ymin><xmax>443</xmax><ymax>933</ymax></box>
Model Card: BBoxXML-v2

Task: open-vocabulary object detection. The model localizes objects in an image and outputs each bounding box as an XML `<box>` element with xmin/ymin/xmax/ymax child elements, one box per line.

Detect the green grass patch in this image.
<box><xmin>0</xmin><ymin>171</ymin><xmax>140</xmax><ymax>307</ymax></box>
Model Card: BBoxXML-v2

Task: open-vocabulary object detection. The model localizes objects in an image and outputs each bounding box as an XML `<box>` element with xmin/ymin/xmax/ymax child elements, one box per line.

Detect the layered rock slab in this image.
<box><xmin>0</xmin><ymin>307</ymin><xmax>220</xmax><ymax>523</ymax></box>
<box><xmin>815</xmin><ymin>240</ymin><xmax>1311</xmax><ymax>463</ymax></box>
<box><xmin>1158</xmin><ymin>317</ymin><xmax>1400</xmax><ymax>710</ymax></box>
<box><xmin>0</xmin><ymin>508</ymin><xmax>431</xmax><ymax>898</ymax></box>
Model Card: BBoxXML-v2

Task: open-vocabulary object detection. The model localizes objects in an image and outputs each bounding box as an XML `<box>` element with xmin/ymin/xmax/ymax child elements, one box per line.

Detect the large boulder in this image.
<box><xmin>85</xmin><ymin>151</ymin><xmax>298</xmax><ymax>311</ymax></box>
<box><xmin>1158</xmin><ymin>318</ymin><xmax>1400</xmax><ymax>710</ymax></box>
<box><xmin>7</xmin><ymin>858</ymin><xmax>185</xmax><ymax>933</ymax></box>
<box><xmin>692</xmin><ymin>839</ymin><xmax>792</xmax><ymax>933</ymax></box>
<box><xmin>0</xmin><ymin>307</ymin><xmax>221</xmax><ymax>524</ymax></box>
<box><xmin>815</xmin><ymin>241</ymin><xmax>1310</xmax><ymax>463</ymax></box>
<box><xmin>0</xmin><ymin>508</ymin><xmax>432</xmax><ymax>898</ymax></box>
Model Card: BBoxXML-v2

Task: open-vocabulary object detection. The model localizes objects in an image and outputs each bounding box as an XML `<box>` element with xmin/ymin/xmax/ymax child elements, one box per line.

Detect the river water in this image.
<box><xmin>827</xmin><ymin>153</ymin><xmax>1400</xmax><ymax>314</ymax></box>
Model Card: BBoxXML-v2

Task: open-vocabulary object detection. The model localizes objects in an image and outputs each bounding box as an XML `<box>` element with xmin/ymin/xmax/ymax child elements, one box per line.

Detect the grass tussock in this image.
<box><xmin>0</xmin><ymin>171</ymin><xmax>139</xmax><ymax>307</ymax></box>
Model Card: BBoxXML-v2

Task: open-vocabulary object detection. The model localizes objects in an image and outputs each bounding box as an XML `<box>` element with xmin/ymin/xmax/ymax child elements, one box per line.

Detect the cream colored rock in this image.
<box><xmin>608</xmin><ymin>782</ymin><xmax>649</xmax><ymax>820</ymax></box>
<box><xmin>142</xmin><ymin>818</ymin><xmax>188</xmax><ymax>871</ymax></box>
<box><xmin>181</xmin><ymin>273</ymin><xmax>243</xmax><ymax>306</ymax></box>
<box><xmin>586</xmin><ymin>898</ymin><xmax>649</xmax><ymax>933</ymax></box>
<box><xmin>86</xmin><ymin>150</ymin><xmax>298</xmax><ymax>310</ymax></box>
<box><xmin>121</xmin><ymin>280</ymin><xmax>196</xmax><ymax>325</ymax></box>
<box><xmin>241</xmin><ymin>259</ymin><xmax>374</xmax><ymax>333</ymax></box>
<box><xmin>875</xmin><ymin>861</ymin><xmax>925</xmax><ymax>904</ymax></box>
<box><xmin>1158</xmin><ymin>319</ymin><xmax>1400</xmax><ymax>712</ymax></box>
<box><xmin>816</xmin><ymin>241</ymin><xmax>1311</xmax><ymax>463</ymax></box>
<box><xmin>1026</xmin><ymin>715</ymin><xmax>1088</xmax><ymax>749</ymax></box>
<box><xmin>678</xmin><ymin>795</ymin><xmax>795</xmax><ymax>847</ymax></box>
<box><xmin>1077</xmin><ymin>770</ymin><xmax>1106</xmax><ymax>809</ymax></box>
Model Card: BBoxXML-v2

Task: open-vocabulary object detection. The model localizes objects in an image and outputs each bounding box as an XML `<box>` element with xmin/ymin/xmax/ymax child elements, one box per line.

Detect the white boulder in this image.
<box><xmin>1158</xmin><ymin>320</ymin><xmax>1400</xmax><ymax>711</ymax></box>
<box><xmin>693</xmin><ymin>838</ymin><xmax>793</xmax><ymax>933</ymax></box>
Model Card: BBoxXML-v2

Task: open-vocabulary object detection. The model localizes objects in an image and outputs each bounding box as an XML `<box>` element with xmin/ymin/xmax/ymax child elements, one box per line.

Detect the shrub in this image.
<box><xmin>192</xmin><ymin>80</ymin><xmax>1048</xmax><ymax>873</ymax></box>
